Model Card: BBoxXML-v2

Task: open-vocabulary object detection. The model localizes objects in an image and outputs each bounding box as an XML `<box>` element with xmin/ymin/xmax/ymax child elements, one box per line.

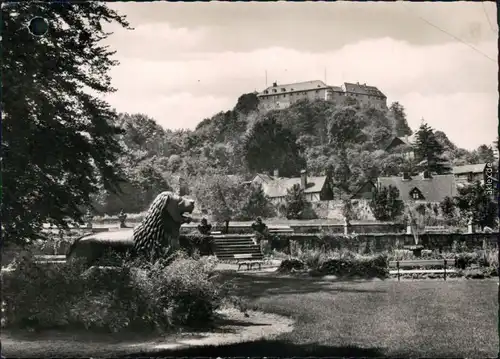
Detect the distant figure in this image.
<box><xmin>197</xmin><ymin>218</ymin><xmax>212</xmax><ymax>235</ymax></box>
<box><xmin>251</xmin><ymin>217</ymin><xmax>268</xmax><ymax>234</ymax></box>
<box><xmin>118</xmin><ymin>209</ymin><xmax>127</xmax><ymax>228</ymax></box>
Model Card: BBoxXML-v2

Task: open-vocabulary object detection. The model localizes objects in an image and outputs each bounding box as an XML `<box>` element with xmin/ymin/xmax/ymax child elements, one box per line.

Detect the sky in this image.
<box><xmin>102</xmin><ymin>1</ymin><xmax>498</xmax><ymax>150</ymax></box>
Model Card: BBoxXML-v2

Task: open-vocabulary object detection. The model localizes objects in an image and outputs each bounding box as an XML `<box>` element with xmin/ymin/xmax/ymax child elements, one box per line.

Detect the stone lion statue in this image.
<box><xmin>67</xmin><ymin>191</ymin><xmax>195</xmax><ymax>265</ymax></box>
<box><xmin>132</xmin><ymin>191</ymin><xmax>195</xmax><ymax>262</ymax></box>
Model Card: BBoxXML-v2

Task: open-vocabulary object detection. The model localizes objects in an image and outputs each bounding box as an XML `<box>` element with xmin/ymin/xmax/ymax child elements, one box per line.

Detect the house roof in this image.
<box><xmin>453</xmin><ymin>163</ymin><xmax>487</xmax><ymax>175</ymax></box>
<box><xmin>378</xmin><ymin>174</ymin><xmax>457</xmax><ymax>202</ymax></box>
<box><xmin>253</xmin><ymin>174</ymin><xmax>328</xmax><ymax>198</ymax></box>
<box><xmin>258</xmin><ymin>80</ymin><xmax>329</xmax><ymax>96</ymax></box>
<box><xmin>344</xmin><ymin>82</ymin><xmax>386</xmax><ymax>98</ymax></box>
<box><xmin>385</xmin><ymin>136</ymin><xmax>413</xmax><ymax>150</ymax></box>
<box><xmin>254</xmin><ymin>173</ymin><xmax>275</xmax><ymax>183</ymax></box>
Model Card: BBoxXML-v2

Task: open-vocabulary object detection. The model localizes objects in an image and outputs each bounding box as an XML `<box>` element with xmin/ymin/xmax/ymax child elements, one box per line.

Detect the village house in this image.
<box><xmin>384</xmin><ymin>136</ymin><xmax>415</xmax><ymax>160</ymax></box>
<box><xmin>352</xmin><ymin>172</ymin><xmax>458</xmax><ymax>204</ymax></box>
<box><xmin>257</xmin><ymin>80</ymin><xmax>386</xmax><ymax>111</ymax></box>
<box><xmin>452</xmin><ymin>163</ymin><xmax>488</xmax><ymax>185</ymax></box>
<box><xmin>247</xmin><ymin>169</ymin><xmax>334</xmax><ymax>205</ymax></box>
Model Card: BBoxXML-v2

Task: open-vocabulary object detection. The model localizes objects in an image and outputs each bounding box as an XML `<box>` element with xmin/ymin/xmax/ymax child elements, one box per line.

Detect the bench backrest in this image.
<box><xmin>234</xmin><ymin>254</ymin><xmax>254</xmax><ymax>259</ymax></box>
<box><xmin>389</xmin><ymin>259</ymin><xmax>456</xmax><ymax>268</ymax></box>
<box><xmin>34</xmin><ymin>255</ymin><xmax>67</xmax><ymax>260</ymax></box>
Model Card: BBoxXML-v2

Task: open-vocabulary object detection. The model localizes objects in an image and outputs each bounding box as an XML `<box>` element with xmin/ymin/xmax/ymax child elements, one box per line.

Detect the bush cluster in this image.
<box><xmin>2</xmin><ymin>251</ymin><xmax>222</xmax><ymax>333</ymax></box>
<box><xmin>277</xmin><ymin>249</ymin><xmax>388</xmax><ymax>278</ymax></box>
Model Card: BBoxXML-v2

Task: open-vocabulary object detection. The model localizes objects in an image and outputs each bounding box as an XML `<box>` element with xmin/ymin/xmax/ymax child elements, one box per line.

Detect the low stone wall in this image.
<box><xmin>265</xmin><ymin>232</ymin><xmax>499</xmax><ymax>255</ymax></box>
<box><xmin>289</xmin><ymin>222</ymin><xmax>402</xmax><ymax>234</ymax></box>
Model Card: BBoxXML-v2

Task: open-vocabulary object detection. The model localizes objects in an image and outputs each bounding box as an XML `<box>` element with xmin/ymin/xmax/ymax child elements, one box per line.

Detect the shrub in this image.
<box><xmin>146</xmin><ymin>252</ymin><xmax>222</xmax><ymax>327</ymax></box>
<box><xmin>2</xmin><ymin>251</ymin><xmax>223</xmax><ymax>332</ymax></box>
<box><xmin>317</xmin><ymin>253</ymin><xmax>388</xmax><ymax>278</ymax></box>
<box><xmin>277</xmin><ymin>258</ymin><xmax>306</xmax><ymax>273</ymax></box>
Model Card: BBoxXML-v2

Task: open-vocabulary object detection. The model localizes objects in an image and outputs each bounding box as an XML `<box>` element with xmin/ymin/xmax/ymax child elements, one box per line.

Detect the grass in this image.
<box><xmin>126</xmin><ymin>272</ymin><xmax>499</xmax><ymax>358</ymax></box>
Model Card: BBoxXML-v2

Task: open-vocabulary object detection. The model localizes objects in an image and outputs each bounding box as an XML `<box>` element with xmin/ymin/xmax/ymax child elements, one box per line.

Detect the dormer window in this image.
<box><xmin>272</xmin><ymin>89</ymin><xmax>277</xmax><ymax>93</ymax></box>
<box><xmin>409</xmin><ymin>187</ymin><xmax>424</xmax><ymax>200</ymax></box>
<box><xmin>281</xmin><ymin>88</ymin><xmax>286</xmax><ymax>92</ymax></box>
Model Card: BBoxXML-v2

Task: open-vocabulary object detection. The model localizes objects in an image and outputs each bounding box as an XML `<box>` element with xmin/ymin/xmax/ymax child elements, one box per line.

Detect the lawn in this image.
<box><xmin>125</xmin><ymin>273</ymin><xmax>499</xmax><ymax>358</ymax></box>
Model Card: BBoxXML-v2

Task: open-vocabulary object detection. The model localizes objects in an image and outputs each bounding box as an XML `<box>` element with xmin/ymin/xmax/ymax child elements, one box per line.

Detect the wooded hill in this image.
<box><xmin>94</xmin><ymin>93</ymin><xmax>496</xmax><ymax>215</ymax></box>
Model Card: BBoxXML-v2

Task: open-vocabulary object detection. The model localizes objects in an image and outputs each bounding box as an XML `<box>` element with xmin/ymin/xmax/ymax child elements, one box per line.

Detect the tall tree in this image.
<box><xmin>414</xmin><ymin>122</ymin><xmax>451</xmax><ymax>174</ymax></box>
<box><xmin>2</xmin><ymin>3</ymin><xmax>130</xmax><ymax>245</ymax></box>
<box><xmin>191</xmin><ymin>173</ymin><xmax>248</xmax><ymax>230</ymax></box>
<box><xmin>455</xmin><ymin>181</ymin><xmax>497</xmax><ymax>229</ymax></box>
<box><xmin>284</xmin><ymin>184</ymin><xmax>308</xmax><ymax>220</ymax></box>
<box><xmin>389</xmin><ymin>102</ymin><xmax>412</xmax><ymax>137</ymax></box>
<box><xmin>327</xmin><ymin>107</ymin><xmax>366</xmax><ymax>196</ymax></box>
<box><xmin>369</xmin><ymin>185</ymin><xmax>404</xmax><ymax>221</ymax></box>
<box><xmin>476</xmin><ymin>144</ymin><xmax>495</xmax><ymax>164</ymax></box>
<box><xmin>239</xmin><ymin>183</ymin><xmax>275</xmax><ymax>220</ymax></box>
<box><xmin>244</xmin><ymin>114</ymin><xmax>306</xmax><ymax>177</ymax></box>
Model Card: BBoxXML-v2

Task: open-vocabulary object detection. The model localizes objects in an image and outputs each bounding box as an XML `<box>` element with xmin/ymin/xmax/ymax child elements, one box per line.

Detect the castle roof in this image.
<box><xmin>344</xmin><ymin>82</ymin><xmax>386</xmax><ymax>98</ymax></box>
<box><xmin>258</xmin><ymin>80</ymin><xmax>329</xmax><ymax>96</ymax></box>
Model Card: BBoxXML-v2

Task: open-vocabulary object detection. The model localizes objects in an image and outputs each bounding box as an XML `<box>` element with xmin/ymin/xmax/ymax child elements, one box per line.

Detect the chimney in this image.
<box><xmin>300</xmin><ymin>169</ymin><xmax>307</xmax><ymax>189</ymax></box>
<box><xmin>402</xmin><ymin>172</ymin><xmax>411</xmax><ymax>181</ymax></box>
<box><xmin>273</xmin><ymin>169</ymin><xmax>279</xmax><ymax>178</ymax></box>
<box><xmin>422</xmin><ymin>170</ymin><xmax>432</xmax><ymax>180</ymax></box>
<box><xmin>272</xmin><ymin>82</ymin><xmax>277</xmax><ymax>87</ymax></box>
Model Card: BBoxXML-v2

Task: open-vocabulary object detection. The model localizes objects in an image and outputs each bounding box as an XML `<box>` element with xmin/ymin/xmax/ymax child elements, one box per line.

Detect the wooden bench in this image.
<box><xmin>389</xmin><ymin>258</ymin><xmax>456</xmax><ymax>281</ymax></box>
<box><xmin>33</xmin><ymin>255</ymin><xmax>67</xmax><ymax>264</ymax></box>
<box><xmin>234</xmin><ymin>254</ymin><xmax>263</xmax><ymax>271</ymax></box>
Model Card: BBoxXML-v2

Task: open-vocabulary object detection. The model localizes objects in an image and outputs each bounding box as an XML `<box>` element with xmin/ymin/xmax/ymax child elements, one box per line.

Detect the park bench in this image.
<box><xmin>389</xmin><ymin>258</ymin><xmax>457</xmax><ymax>281</ymax></box>
<box><xmin>33</xmin><ymin>254</ymin><xmax>67</xmax><ymax>264</ymax></box>
<box><xmin>234</xmin><ymin>253</ymin><xmax>263</xmax><ymax>271</ymax></box>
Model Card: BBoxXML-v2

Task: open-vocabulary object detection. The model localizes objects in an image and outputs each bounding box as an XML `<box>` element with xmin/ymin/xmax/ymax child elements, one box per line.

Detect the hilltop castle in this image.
<box><xmin>257</xmin><ymin>80</ymin><xmax>387</xmax><ymax>111</ymax></box>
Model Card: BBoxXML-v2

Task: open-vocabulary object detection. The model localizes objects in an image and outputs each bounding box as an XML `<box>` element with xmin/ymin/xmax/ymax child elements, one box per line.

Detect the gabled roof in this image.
<box><xmin>258</xmin><ymin>80</ymin><xmax>329</xmax><ymax>96</ymax></box>
<box><xmin>253</xmin><ymin>174</ymin><xmax>328</xmax><ymax>198</ymax></box>
<box><xmin>344</xmin><ymin>82</ymin><xmax>386</xmax><ymax>98</ymax></box>
<box><xmin>453</xmin><ymin>163</ymin><xmax>487</xmax><ymax>175</ymax></box>
<box><xmin>254</xmin><ymin>173</ymin><xmax>275</xmax><ymax>183</ymax></box>
<box><xmin>378</xmin><ymin>174</ymin><xmax>457</xmax><ymax>202</ymax></box>
<box><xmin>385</xmin><ymin>136</ymin><xmax>413</xmax><ymax>150</ymax></box>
